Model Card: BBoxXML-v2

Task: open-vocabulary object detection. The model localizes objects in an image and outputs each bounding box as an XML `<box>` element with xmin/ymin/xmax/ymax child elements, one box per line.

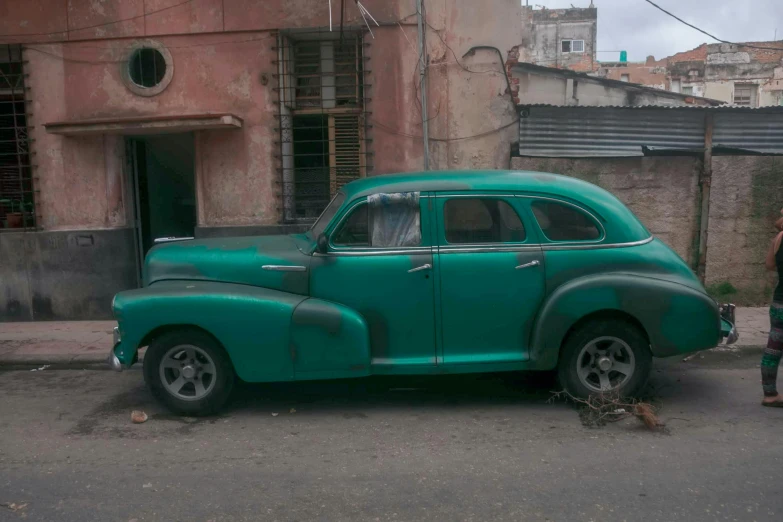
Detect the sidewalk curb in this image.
<box><xmin>0</xmin><ymin>354</ymin><xmax>144</xmax><ymax>370</ymax></box>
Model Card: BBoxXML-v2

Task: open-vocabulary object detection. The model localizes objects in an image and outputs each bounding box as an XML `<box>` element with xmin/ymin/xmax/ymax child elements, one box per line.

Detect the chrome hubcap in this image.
<box><xmin>159</xmin><ymin>345</ymin><xmax>216</xmax><ymax>401</ymax></box>
<box><xmin>576</xmin><ymin>336</ymin><xmax>635</xmax><ymax>393</ymax></box>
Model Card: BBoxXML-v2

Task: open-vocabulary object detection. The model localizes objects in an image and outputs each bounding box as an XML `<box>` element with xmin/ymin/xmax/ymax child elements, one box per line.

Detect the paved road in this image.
<box><xmin>1</xmin><ymin>350</ymin><xmax>781</xmax><ymax>522</ymax></box>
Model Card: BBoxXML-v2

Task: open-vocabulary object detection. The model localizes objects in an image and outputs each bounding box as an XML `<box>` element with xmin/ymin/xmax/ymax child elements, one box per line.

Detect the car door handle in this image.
<box><xmin>408</xmin><ymin>263</ymin><xmax>432</xmax><ymax>273</ymax></box>
<box><xmin>515</xmin><ymin>260</ymin><xmax>541</xmax><ymax>270</ymax></box>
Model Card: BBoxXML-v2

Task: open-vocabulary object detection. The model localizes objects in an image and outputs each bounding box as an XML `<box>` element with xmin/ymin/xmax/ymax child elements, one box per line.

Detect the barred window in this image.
<box><xmin>276</xmin><ymin>32</ymin><xmax>371</xmax><ymax>221</ymax></box>
<box><xmin>0</xmin><ymin>44</ymin><xmax>34</xmax><ymax>230</ymax></box>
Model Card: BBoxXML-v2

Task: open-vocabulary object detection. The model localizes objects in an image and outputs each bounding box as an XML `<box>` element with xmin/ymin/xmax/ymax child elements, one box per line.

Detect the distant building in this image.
<box><xmin>508</xmin><ymin>62</ymin><xmax>723</xmax><ymax>108</ymax></box>
<box><xmin>597</xmin><ymin>42</ymin><xmax>783</xmax><ymax>107</ymax></box>
<box><xmin>519</xmin><ymin>4</ymin><xmax>598</xmax><ymax>72</ymax></box>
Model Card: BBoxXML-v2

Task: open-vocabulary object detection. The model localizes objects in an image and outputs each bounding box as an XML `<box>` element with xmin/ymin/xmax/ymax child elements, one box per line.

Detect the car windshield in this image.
<box><xmin>310</xmin><ymin>192</ymin><xmax>346</xmax><ymax>238</ymax></box>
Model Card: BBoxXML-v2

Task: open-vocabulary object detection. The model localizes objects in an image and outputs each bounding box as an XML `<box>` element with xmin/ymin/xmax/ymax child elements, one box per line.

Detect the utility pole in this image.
<box><xmin>416</xmin><ymin>0</ymin><xmax>430</xmax><ymax>170</ymax></box>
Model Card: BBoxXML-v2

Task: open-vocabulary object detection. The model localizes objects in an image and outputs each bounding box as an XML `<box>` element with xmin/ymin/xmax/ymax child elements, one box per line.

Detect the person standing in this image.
<box><xmin>762</xmin><ymin>215</ymin><xmax>783</xmax><ymax>406</ymax></box>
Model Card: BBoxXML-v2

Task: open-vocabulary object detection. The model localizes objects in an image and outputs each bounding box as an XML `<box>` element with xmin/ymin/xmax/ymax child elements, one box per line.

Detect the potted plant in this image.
<box><xmin>0</xmin><ymin>198</ymin><xmax>25</xmax><ymax>229</ymax></box>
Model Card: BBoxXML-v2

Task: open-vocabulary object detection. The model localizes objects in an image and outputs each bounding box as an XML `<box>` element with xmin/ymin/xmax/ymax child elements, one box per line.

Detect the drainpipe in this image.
<box><xmin>416</xmin><ymin>0</ymin><xmax>430</xmax><ymax>170</ymax></box>
<box><xmin>696</xmin><ymin>113</ymin><xmax>714</xmax><ymax>282</ymax></box>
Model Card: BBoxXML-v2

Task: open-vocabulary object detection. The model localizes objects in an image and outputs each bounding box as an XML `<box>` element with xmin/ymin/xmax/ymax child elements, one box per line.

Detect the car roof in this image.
<box><xmin>343</xmin><ymin>170</ymin><xmax>603</xmax><ymax>201</ymax></box>
<box><xmin>341</xmin><ymin>170</ymin><xmax>651</xmax><ymax>244</ymax></box>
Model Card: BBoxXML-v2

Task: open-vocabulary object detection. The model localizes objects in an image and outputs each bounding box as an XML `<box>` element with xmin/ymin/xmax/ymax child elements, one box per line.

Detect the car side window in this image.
<box><xmin>531</xmin><ymin>200</ymin><xmax>600</xmax><ymax>241</ymax></box>
<box><xmin>444</xmin><ymin>198</ymin><xmax>526</xmax><ymax>244</ymax></box>
<box><xmin>332</xmin><ymin>193</ymin><xmax>422</xmax><ymax>248</ymax></box>
<box><xmin>332</xmin><ymin>203</ymin><xmax>370</xmax><ymax>246</ymax></box>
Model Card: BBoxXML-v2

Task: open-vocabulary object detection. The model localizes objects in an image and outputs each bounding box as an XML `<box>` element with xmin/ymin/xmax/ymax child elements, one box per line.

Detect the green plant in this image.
<box><xmin>707</xmin><ymin>281</ymin><xmax>738</xmax><ymax>298</ymax></box>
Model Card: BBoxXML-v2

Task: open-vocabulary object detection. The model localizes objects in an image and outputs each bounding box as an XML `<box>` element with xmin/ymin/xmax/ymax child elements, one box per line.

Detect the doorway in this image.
<box><xmin>127</xmin><ymin>133</ymin><xmax>196</xmax><ymax>279</ymax></box>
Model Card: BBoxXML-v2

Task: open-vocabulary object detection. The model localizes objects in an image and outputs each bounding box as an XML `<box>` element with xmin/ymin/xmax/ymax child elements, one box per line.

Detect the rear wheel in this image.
<box><xmin>143</xmin><ymin>329</ymin><xmax>235</xmax><ymax>416</ymax></box>
<box><xmin>558</xmin><ymin>320</ymin><xmax>652</xmax><ymax>398</ymax></box>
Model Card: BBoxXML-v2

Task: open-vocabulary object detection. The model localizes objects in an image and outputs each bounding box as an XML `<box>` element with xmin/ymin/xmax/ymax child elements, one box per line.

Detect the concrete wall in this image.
<box><xmin>510</xmin><ymin>66</ymin><xmax>714</xmax><ymax>107</ymax></box>
<box><xmin>0</xmin><ymin>229</ymin><xmax>137</xmax><ymax>320</ymax></box>
<box><xmin>510</xmin><ymin>155</ymin><xmax>783</xmax><ymax>305</ymax></box>
<box><xmin>510</xmin><ymin>156</ymin><xmax>702</xmax><ymax>265</ymax></box>
<box><xmin>705</xmin><ymin>156</ymin><xmax>783</xmax><ymax>303</ymax></box>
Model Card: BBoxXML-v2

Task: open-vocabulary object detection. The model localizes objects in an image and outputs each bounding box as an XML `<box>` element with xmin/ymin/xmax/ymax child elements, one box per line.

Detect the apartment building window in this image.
<box><xmin>682</xmin><ymin>86</ymin><xmax>694</xmax><ymax>95</ymax></box>
<box><xmin>561</xmin><ymin>40</ymin><xmax>585</xmax><ymax>53</ymax></box>
<box><xmin>0</xmin><ymin>44</ymin><xmax>35</xmax><ymax>230</ymax></box>
<box><xmin>620</xmin><ymin>74</ymin><xmax>630</xmax><ymax>82</ymax></box>
<box><xmin>276</xmin><ymin>32</ymin><xmax>371</xmax><ymax>221</ymax></box>
<box><xmin>733</xmin><ymin>83</ymin><xmax>758</xmax><ymax>107</ymax></box>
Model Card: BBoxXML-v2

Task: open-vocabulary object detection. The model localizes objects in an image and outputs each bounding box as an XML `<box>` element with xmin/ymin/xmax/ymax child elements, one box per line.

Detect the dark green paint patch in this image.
<box><xmin>292</xmin><ymin>300</ymin><xmax>343</xmax><ymax>336</ymax></box>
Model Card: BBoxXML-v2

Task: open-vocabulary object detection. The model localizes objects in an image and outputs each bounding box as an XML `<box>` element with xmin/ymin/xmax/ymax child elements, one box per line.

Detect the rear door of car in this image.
<box><xmin>433</xmin><ymin>192</ymin><xmax>545</xmax><ymax>364</ymax></box>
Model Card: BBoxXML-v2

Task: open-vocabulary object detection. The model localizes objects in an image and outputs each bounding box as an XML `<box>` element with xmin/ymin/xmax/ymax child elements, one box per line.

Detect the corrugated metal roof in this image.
<box><xmin>520</xmin><ymin>103</ymin><xmax>783</xmax><ymax>112</ymax></box>
<box><xmin>713</xmin><ymin>111</ymin><xmax>783</xmax><ymax>154</ymax></box>
<box><xmin>518</xmin><ymin>106</ymin><xmax>705</xmax><ymax>157</ymax></box>
<box><xmin>518</xmin><ymin>105</ymin><xmax>783</xmax><ymax>157</ymax></box>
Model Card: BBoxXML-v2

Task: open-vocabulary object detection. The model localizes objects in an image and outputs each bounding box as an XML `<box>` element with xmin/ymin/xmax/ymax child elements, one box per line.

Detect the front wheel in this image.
<box><xmin>143</xmin><ymin>329</ymin><xmax>235</xmax><ymax>416</ymax></box>
<box><xmin>558</xmin><ymin>320</ymin><xmax>652</xmax><ymax>398</ymax></box>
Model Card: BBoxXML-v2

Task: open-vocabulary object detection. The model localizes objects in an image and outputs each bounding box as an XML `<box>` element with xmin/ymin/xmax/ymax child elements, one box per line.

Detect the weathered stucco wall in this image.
<box><xmin>519</xmin><ymin>7</ymin><xmax>597</xmax><ymax>72</ymax></box>
<box><xmin>511</xmin><ymin>66</ymin><xmax>713</xmax><ymax>107</ymax></box>
<box><xmin>510</xmin><ymin>156</ymin><xmax>702</xmax><ymax>265</ymax></box>
<box><xmin>705</xmin><ymin>156</ymin><xmax>783</xmax><ymax>303</ymax></box>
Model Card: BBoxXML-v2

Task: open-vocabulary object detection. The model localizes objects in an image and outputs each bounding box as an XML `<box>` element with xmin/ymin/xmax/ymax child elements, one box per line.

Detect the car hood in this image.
<box><xmin>144</xmin><ymin>235</ymin><xmax>312</xmax><ymax>295</ymax></box>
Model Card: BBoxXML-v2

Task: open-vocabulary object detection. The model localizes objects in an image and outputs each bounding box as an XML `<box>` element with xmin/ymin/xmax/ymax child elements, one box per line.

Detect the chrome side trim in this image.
<box><xmin>437</xmin><ymin>245</ymin><xmax>540</xmax><ymax>254</ymax></box>
<box><xmin>315</xmin><ymin>248</ymin><xmax>432</xmax><ymax>257</ymax></box>
<box><xmin>541</xmin><ymin>236</ymin><xmax>654</xmax><ymax>251</ymax></box>
<box><xmin>154</xmin><ymin>236</ymin><xmax>194</xmax><ymax>244</ymax></box>
<box><xmin>434</xmin><ymin>193</ymin><xmax>518</xmax><ymax>198</ymax></box>
<box><xmin>262</xmin><ymin>265</ymin><xmax>307</xmax><ymax>272</ymax></box>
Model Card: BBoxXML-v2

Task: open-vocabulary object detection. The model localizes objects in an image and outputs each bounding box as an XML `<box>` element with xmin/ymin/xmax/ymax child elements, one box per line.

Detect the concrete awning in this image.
<box><xmin>44</xmin><ymin>113</ymin><xmax>243</xmax><ymax>136</ymax></box>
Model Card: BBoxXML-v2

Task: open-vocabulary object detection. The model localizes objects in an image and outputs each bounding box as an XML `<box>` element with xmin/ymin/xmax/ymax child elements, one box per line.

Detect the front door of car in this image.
<box><xmin>434</xmin><ymin>194</ymin><xmax>545</xmax><ymax>364</ymax></box>
<box><xmin>309</xmin><ymin>192</ymin><xmax>436</xmax><ymax>370</ymax></box>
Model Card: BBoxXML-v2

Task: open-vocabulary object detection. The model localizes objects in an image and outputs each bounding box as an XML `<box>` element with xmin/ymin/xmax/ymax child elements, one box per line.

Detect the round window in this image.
<box><xmin>128</xmin><ymin>48</ymin><xmax>166</xmax><ymax>88</ymax></box>
<box><xmin>122</xmin><ymin>41</ymin><xmax>173</xmax><ymax>97</ymax></box>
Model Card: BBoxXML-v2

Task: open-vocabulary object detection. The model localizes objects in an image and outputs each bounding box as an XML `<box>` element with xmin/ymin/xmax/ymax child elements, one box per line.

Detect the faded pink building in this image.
<box><xmin>0</xmin><ymin>0</ymin><xmax>524</xmax><ymax>320</ymax></box>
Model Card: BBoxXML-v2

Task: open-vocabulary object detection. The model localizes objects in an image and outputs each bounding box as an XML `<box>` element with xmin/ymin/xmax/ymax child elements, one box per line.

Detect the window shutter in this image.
<box><xmin>329</xmin><ymin>114</ymin><xmax>365</xmax><ymax>195</ymax></box>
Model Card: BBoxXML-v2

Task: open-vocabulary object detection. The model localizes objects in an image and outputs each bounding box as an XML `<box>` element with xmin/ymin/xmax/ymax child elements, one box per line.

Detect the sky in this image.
<box><xmin>528</xmin><ymin>0</ymin><xmax>783</xmax><ymax>62</ymax></box>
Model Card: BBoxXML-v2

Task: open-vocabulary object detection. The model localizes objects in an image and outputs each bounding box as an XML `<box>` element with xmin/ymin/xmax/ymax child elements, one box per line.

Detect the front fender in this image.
<box><xmin>530</xmin><ymin>273</ymin><xmax>721</xmax><ymax>369</ymax></box>
<box><xmin>113</xmin><ymin>281</ymin><xmax>307</xmax><ymax>382</ymax></box>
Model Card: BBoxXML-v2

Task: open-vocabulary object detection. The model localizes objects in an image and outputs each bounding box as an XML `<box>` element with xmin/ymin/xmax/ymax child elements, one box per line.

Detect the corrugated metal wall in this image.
<box><xmin>713</xmin><ymin>112</ymin><xmax>783</xmax><ymax>155</ymax></box>
<box><xmin>518</xmin><ymin>106</ymin><xmax>783</xmax><ymax>157</ymax></box>
<box><xmin>518</xmin><ymin>107</ymin><xmax>705</xmax><ymax>157</ymax></box>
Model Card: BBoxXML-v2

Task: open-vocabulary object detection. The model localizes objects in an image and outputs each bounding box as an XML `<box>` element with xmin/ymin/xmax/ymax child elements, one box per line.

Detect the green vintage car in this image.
<box><xmin>109</xmin><ymin>171</ymin><xmax>737</xmax><ymax>415</ymax></box>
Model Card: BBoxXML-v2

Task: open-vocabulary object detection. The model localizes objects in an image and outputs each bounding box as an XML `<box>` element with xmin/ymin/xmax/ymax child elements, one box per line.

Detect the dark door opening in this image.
<box><xmin>127</xmin><ymin>133</ymin><xmax>196</xmax><ymax>271</ymax></box>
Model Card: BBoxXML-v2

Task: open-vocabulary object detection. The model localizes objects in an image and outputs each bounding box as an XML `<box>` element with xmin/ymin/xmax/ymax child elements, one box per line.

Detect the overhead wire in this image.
<box><xmin>642</xmin><ymin>0</ymin><xmax>783</xmax><ymax>51</ymax></box>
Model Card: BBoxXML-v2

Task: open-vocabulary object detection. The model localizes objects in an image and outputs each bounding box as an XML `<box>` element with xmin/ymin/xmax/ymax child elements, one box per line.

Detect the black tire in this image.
<box><xmin>558</xmin><ymin>320</ymin><xmax>652</xmax><ymax>399</ymax></box>
<box><xmin>143</xmin><ymin>329</ymin><xmax>235</xmax><ymax>416</ymax></box>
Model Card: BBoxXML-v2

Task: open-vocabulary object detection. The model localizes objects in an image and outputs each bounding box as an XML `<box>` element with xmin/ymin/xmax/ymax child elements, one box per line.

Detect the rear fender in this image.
<box><xmin>113</xmin><ymin>281</ymin><xmax>306</xmax><ymax>382</ymax></box>
<box><xmin>530</xmin><ymin>273</ymin><xmax>720</xmax><ymax>369</ymax></box>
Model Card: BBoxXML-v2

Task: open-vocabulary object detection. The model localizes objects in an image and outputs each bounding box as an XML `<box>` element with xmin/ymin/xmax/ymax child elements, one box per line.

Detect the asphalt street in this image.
<box><xmin>1</xmin><ymin>349</ymin><xmax>781</xmax><ymax>521</ymax></box>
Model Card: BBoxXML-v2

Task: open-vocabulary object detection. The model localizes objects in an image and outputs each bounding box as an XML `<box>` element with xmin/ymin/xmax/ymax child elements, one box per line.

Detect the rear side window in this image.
<box><xmin>444</xmin><ymin>198</ymin><xmax>526</xmax><ymax>244</ymax></box>
<box><xmin>532</xmin><ymin>201</ymin><xmax>600</xmax><ymax>241</ymax></box>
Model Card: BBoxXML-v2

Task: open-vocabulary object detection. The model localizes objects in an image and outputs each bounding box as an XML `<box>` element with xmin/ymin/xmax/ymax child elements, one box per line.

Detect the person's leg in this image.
<box><xmin>762</xmin><ymin>303</ymin><xmax>783</xmax><ymax>402</ymax></box>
